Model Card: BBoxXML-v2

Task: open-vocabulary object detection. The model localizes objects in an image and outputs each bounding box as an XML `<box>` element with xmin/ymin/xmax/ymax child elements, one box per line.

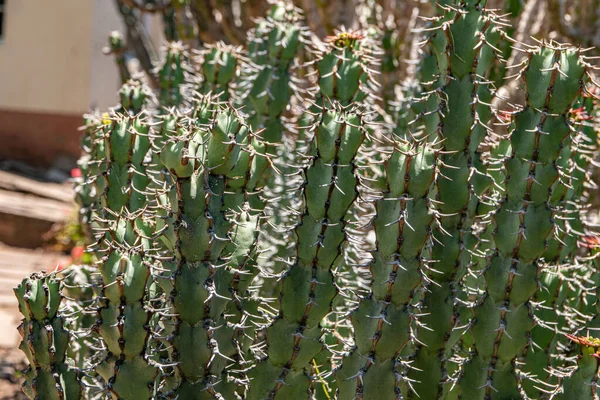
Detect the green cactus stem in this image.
<box><xmin>521</xmin><ymin>89</ymin><xmax>600</xmax><ymax>397</ymax></box>
<box><xmin>462</xmin><ymin>43</ymin><xmax>589</xmax><ymax>399</ymax></box>
<box><xmin>193</xmin><ymin>42</ymin><xmax>241</xmax><ymax>101</ymax></box>
<box><xmin>105</xmin><ymin>31</ymin><xmax>130</xmax><ymax>84</ymax></box>
<box><xmin>403</xmin><ymin>2</ymin><xmax>504</xmax><ymax>397</ymax></box>
<box><xmin>335</xmin><ymin>139</ymin><xmax>438</xmax><ymax>400</ymax></box>
<box><xmin>234</xmin><ymin>2</ymin><xmax>309</xmax><ymax>303</ymax></box>
<box><xmin>237</xmin><ymin>1</ymin><xmax>307</xmax><ymax>186</ymax></box>
<box><xmin>157</xmin><ymin>97</ymin><xmax>257</xmax><ymax>398</ymax></box>
<box><xmin>158</xmin><ymin>41</ymin><xmax>186</xmax><ymax>108</ymax></box>
<box><xmin>89</xmin><ymin>81</ymin><xmax>158</xmax><ymax>399</ymax></box>
<box><xmin>247</xmin><ymin>102</ymin><xmax>368</xmax><ymax>399</ymax></box>
<box><xmin>315</xmin><ymin>31</ymin><xmax>379</xmax><ymax>108</ymax></box>
<box><xmin>15</xmin><ymin>272</ymin><xmax>81</xmax><ymax>400</ymax></box>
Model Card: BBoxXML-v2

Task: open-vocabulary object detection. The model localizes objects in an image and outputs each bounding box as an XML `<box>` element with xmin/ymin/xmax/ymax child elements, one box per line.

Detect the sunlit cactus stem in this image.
<box><xmin>463</xmin><ymin>44</ymin><xmax>590</xmax><ymax>399</ymax></box>
<box><xmin>335</xmin><ymin>139</ymin><xmax>438</xmax><ymax>399</ymax></box>
<box><xmin>238</xmin><ymin>1</ymin><xmax>307</xmax><ymax>188</ymax></box>
<box><xmin>15</xmin><ymin>272</ymin><xmax>81</xmax><ymax>400</ymax></box>
<box><xmin>158</xmin><ymin>42</ymin><xmax>186</xmax><ymax>108</ymax></box>
<box><xmin>247</xmin><ymin>103</ymin><xmax>368</xmax><ymax>399</ymax></box>
<box><xmin>194</xmin><ymin>43</ymin><xmax>241</xmax><ymax>101</ymax></box>
<box><xmin>157</xmin><ymin>96</ymin><xmax>257</xmax><ymax>398</ymax></box>
<box><xmin>405</xmin><ymin>1</ymin><xmax>503</xmax><ymax>397</ymax></box>
<box><xmin>89</xmin><ymin>80</ymin><xmax>158</xmax><ymax>399</ymax></box>
<box><xmin>521</xmin><ymin>88</ymin><xmax>600</xmax><ymax>396</ymax></box>
<box><xmin>234</xmin><ymin>1</ymin><xmax>309</xmax><ymax>302</ymax></box>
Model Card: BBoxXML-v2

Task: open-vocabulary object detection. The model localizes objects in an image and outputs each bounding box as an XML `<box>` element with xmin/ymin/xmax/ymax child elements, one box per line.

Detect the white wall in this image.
<box><xmin>0</xmin><ymin>0</ymin><xmax>125</xmax><ymax>115</ymax></box>
<box><xmin>0</xmin><ymin>0</ymin><xmax>94</xmax><ymax>114</ymax></box>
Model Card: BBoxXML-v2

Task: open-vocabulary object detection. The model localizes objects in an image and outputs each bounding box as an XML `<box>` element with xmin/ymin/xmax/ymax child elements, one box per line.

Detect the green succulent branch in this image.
<box><xmin>15</xmin><ymin>273</ymin><xmax>81</xmax><ymax>400</ymax></box>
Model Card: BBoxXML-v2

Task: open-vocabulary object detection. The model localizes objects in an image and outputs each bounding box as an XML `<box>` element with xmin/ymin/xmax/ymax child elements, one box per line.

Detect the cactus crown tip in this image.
<box><xmin>325</xmin><ymin>31</ymin><xmax>365</xmax><ymax>49</ymax></box>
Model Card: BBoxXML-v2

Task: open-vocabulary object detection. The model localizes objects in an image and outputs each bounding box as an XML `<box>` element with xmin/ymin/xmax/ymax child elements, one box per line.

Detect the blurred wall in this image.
<box><xmin>0</xmin><ymin>1</ymin><xmax>93</xmax><ymax>114</ymax></box>
<box><xmin>0</xmin><ymin>0</ymin><xmax>122</xmax><ymax>168</ymax></box>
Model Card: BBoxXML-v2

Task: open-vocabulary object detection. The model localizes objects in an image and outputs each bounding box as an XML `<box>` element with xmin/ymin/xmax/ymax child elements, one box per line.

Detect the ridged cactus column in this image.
<box><xmin>521</xmin><ymin>91</ymin><xmax>600</xmax><ymax>397</ymax></box>
<box><xmin>91</xmin><ymin>81</ymin><xmax>157</xmax><ymax>399</ymax></box>
<box><xmin>406</xmin><ymin>1</ymin><xmax>502</xmax><ymax>397</ymax></box>
<box><xmin>159</xmin><ymin>42</ymin><xmax>186</xmax><ymax>108</ymax></box>
<box><xmin>247</xmin><ymin>103</ymin><xmax>367</xmax><ymax>399</ymax></box>
<box><xmin>239</xmin><ymin>1</ymin><xmax>306</xmax><ymax>186</ymax></box>
<box><xmin>236</xmin><ymin>2</ymin><xmax>308</xmax><ymax>300</ymax></box>
<box><xmin>158</xmin><ymin>98</ymin><xmax>252</xmax><ymax>398</ymax></box>
<box><xmin>316</xmin><ymin>31</ymin><xmax>378</xmax><ymax>107</ymax></box>
<box><xmin>193</xmin><ymin>42</ymin><xmax>240</xmax><ymax>101</ymax></box>
<box><xmin>335</xmin><ymin>139</ymin><xmax>437</xmax><ymax>399</ymax></box>
<box><xmin>462</xmin><ymin>44</ymin><xmax>588</xmax><ymax>399</ymax></box>
<box><xmin>15</xmin><ymin>273</ymin><xmax>81</xmax><ymax>399</ymax></box>
<box><xmin>105</xmin><ymin>31</ymin><xmax>130</xmax><ymax>84</ymax></box>
<box><xmin>218</xmin><ymin>106</ymin><xmax>271</xmax><ymax>388</ymax></box>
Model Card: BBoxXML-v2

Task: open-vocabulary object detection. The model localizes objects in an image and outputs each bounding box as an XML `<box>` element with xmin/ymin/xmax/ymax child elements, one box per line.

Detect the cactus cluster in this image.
<box><xmin>16</xmin><ymin>1</ymin><xmax>600</xmax><ymax>399</ymax></box>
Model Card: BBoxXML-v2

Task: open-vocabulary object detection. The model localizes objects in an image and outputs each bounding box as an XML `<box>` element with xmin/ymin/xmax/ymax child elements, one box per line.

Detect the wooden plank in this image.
<box><xmin>0</xmin><ymin>294</ymin><xmax>17</xmax><ymax>306</ymax></box>
<box><xmin>0</xmin><ymin>189</ymin><xmax>71</xmax><ymax>222</ymax></box>
<box><xmin>0</xmin><ymin>245</ymin><xmax>66</xmax><ymax>264</ymax></box>
<box><xmin>0</xmin><ymin>266</ymin><xmax>53</xmax><ymax>279</ymax></box>
<box><xmin>0</xmin><ymin>170</ymin><xmax>73</xmax><ymax>203</ymax></box>
<box><xmin>0</xmin><ymin>246</ymin><xmax>66</xmax><ymax>273</ymax></box>
<box><xmin>0</xmin><ymin>276</ymin><xmax>27</xmax><ymax>287</ymax></box>
<box><xmin>0</xmin><ymin>189</ymin><xmax>72</xmax><ymax>248</ymax></box>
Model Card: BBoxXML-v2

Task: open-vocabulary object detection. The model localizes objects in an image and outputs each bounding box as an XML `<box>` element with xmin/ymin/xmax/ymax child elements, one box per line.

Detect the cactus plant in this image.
<box><xmin>15</xmin><ymin>1</ymin><xmax>600</xmax><ymax>399</ymax></box>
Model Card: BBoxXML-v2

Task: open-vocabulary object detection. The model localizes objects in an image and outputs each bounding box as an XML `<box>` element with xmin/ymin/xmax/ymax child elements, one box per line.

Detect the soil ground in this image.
<box><xmin>0</xmin><ymin>347</ymin><xmax>26</xmax><ymax>400</ymax></box>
